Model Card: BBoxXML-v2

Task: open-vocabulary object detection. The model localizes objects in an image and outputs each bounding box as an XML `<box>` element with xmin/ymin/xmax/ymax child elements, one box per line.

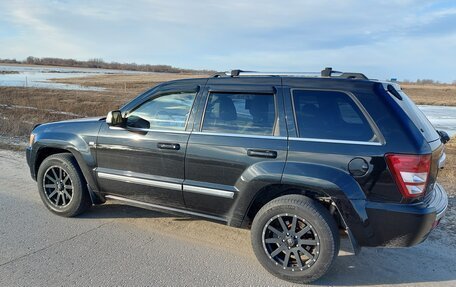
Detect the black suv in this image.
<box><xmin>26</xmin><ymin>68</ymin><xmax>448</xmax><ymax>283</ymax></box>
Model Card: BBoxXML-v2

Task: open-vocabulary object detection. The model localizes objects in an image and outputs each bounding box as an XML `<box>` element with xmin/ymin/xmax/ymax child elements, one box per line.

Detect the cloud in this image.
<box><xmin>0</xmin><ymin>0</ymin><xmax>455</xmax><ymax>81</ymax></box>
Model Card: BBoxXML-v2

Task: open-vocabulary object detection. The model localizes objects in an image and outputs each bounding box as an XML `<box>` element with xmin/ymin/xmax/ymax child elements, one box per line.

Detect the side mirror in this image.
<box><xmin>437</xmin><ymin>130</ymin><xmax>450</xmax><ymax>144</ymax></box>
<box><xmin>106</xmin><ymin>110</ymin><xmax>124</xmax><ymax>127</ymax></box>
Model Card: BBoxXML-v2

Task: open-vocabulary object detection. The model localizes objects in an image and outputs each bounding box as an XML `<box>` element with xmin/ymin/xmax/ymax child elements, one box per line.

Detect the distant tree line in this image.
<box><xmin>0</xmin><ymin>56</ymin><xmax>215</xmax><ymax>74</ymax></box>
<box><xmin>401</xmin><ymin>79</ymin><xmax>456</xmax><ymax>85</ymax></box>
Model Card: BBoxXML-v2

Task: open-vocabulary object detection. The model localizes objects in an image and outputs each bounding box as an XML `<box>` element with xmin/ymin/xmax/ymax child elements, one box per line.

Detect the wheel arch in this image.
<box><xmin>236</xmin><ymin>163</ymin><xmax>368</xmax><ymax>254</ymax></box>
<box><xmin>241</xmin><ymin>184</ymin><xmax>341</xmax><ymax>229</ymax></box>
<box><xmin>240</xmin><ymin>183</ymin><xmax>363</xmax><ymax>254</ymax></box>
<box><xmin>33</xmin><ymin>136</ymin><xmax>99</xmax><ymax>194</ymax></box>
<box><xmin>35</xmin><ymin>147</ymin><xmax>72</xmax><ymax>176</ymax></box>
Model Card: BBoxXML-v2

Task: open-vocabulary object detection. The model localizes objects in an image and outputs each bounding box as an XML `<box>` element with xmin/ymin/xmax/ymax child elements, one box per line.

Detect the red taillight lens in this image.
<box><xmin>385</xmin><ymin>154</ymin><xmax>431</xmax><ymax>198</ymax></box>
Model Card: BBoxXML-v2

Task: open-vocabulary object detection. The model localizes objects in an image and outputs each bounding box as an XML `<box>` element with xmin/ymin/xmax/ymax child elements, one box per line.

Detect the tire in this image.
<box><xmin>37</xmin><ymin>153</ymin><xmax>91</xmax><ymax>217</ymax></box>
<box><xmin>251</xmin><ymin>194</ymin><xmax>339</xmax><ymax>283</ymax></box>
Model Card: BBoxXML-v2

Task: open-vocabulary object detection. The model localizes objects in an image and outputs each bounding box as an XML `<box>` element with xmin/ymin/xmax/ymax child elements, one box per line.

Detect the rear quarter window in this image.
<box><xmin>292</xmin><ymin>90</ymin><xmax>376</xmax><ymax>142</ymax></box>
<box><xmin>387</xmin><ymin>85</ymin><xmax>440</xmax><ymax>142</ymax></box>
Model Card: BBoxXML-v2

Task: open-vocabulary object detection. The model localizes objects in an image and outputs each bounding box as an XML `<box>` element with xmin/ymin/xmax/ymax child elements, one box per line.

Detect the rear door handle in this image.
<box><xmin>157</xmin><ymin>142</ymin><xmax>180</xmax><ymax>150</ymax></box>
<box><xmin>247</xmin><ymin>149</ymin><xmax>277</xmax><ymax>158</ymax></box>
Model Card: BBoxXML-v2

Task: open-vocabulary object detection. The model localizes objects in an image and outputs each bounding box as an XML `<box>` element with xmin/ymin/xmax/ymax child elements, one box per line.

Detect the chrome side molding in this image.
<box><xmin>97</xmin><ymin>172</ymin><xmax>182</xmax><ymax>191</ymax></box>
<box><xmin>183</xmin><ymin>185</ymin><xmax>235</xmax><ymax>199</ymax></box>
<box><xmin>289</xmin><ymin>137</ymin><xmax>383</xmax><ymax>146</ymax></box>
<box><xmin>97</xmin><ymin>171</ymin><xmax>235</xmax><ymax>199</ymax></box>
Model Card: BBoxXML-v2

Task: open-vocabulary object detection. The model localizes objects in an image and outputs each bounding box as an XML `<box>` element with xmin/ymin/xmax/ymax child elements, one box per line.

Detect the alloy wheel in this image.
<box><xmin>42</xmin><ymin>165</ymin><xmax>74</xmax><ymax>207</ymax></box>
<box><xmin>262</xmin><ymin>213</ymin><xmax>320</xmax><ymax>271</ymax></box>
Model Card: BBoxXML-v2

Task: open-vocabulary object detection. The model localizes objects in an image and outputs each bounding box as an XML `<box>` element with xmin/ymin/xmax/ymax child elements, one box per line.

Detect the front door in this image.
<box><xmin>95</xmin><ymin>83</ymin><xmax>201</xmax><ymax>207</ymax></box>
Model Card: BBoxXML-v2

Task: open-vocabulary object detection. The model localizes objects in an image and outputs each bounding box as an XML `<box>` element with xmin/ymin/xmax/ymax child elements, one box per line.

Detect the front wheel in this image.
<box><xmin>37</xmin><ymin>153</ymin><xmax>91</xmax><ymax>217</ymax></box>
<box><xmin>251</xmin><ymin>194</ymin><xmax>340</xmax><ymax>283</ymax></box>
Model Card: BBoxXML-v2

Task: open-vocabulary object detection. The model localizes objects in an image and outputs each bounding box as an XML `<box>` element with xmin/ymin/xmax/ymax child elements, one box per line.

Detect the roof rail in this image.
<box><xmin>321</xmin><ymin>67</ymin><xmax>368</xmax><ymax>80</ymax></box>
<box><xmin>225</xmin><ymin>70</ymin><xmax>321</xmax><ymax>77</ymax></box>
<box><xmin>220</xmin><ymin>67</ymin><xmax>368</xmax><ymax>80</ymax></box>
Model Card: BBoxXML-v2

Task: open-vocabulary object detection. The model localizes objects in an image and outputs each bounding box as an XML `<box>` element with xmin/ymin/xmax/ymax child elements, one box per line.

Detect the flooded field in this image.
<box><xmin>0</xmin><ymin>65</ymin><xmax>143</xmax><ymax>91</ymax></box>
<box><xmin>419</xmin><ymin>105</ymin><xmax>456</xmax><ymax>137</ymax></box>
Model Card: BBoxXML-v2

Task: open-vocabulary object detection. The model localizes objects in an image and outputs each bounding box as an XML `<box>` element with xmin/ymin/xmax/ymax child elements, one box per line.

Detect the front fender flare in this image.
<box><xmin>34</xmin><ymin>132</ymin><xmax>99</xmax><ymax>192</ymax></box>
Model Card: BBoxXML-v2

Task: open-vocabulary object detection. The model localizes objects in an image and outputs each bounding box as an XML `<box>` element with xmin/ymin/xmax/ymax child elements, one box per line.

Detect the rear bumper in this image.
<box><xmin>353</xmin><ymin>183</ymin><xmax>448</xmax><ymax>247</ymax></box>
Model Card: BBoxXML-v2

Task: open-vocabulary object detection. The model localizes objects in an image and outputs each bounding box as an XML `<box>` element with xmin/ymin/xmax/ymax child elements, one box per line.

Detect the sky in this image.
<box><xmin>0</xmin><ymin>0</ymin><xmax>455</xmax><ymax>82</ymax></box>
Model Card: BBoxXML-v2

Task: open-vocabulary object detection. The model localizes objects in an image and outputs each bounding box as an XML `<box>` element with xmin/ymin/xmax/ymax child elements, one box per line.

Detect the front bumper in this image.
<box><xmin>357</xmin><ymin>183</ymin><xmax>448</xmax><ymax>247</ymax></box>
<box><xmin>26</xmin><ymin>146</ymin><xmax>37</xmax><ymax>180</ymax></box>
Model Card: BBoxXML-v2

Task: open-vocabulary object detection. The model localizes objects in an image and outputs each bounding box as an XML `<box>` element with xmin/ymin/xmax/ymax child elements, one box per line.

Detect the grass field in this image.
<box><xmin>401</xmin><ymin>83</ymin><xmax>456</xmax><ymax>106</ymax></box>
<box><xmin>0</xmin><ymin>72</ymin><xmax>455</xmax><ymax>194</ymax></box>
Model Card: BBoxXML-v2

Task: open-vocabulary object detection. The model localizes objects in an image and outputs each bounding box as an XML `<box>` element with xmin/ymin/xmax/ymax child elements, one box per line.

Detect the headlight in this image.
<box><xmin>29</xmin><ymin>133</ymin><xmax>36</xmax><ymax>147</ymax></box>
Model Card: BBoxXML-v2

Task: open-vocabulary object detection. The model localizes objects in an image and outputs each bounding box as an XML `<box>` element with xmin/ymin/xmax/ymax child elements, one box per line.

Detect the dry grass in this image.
<box><xmin>51</xmin><ymin>73</ymin><xmax>208</xmax><ymax>93</ymax></box>
<box><xmin>438</xmin><ymin>137</ymin><xmax>456</xmax><ymax>195</ymax></box>
<box><xmin>0</xmin><ymin>73</ymin><xmax>208</xmax><ymax>142</ymax></box>
<box><xmin>0</xmin><ymin>87</ymin><xmax>127</xmax><ymax>138</ymax></box>
<box><xmin>402</xmin><ymin>83</ymin><xmax>456</xmax><ymax>106</ymax></box>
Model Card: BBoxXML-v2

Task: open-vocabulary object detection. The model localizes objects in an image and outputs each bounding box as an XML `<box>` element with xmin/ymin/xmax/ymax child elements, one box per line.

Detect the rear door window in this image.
<box><xmin>202</xmin><ymin>93</ymin><xmax>276</xmax><ymax>136</ymax></box>
<box><xmin>292</xmin><ymin>90</ymin><xmax>375</xmax><ymax>142</ymax></box>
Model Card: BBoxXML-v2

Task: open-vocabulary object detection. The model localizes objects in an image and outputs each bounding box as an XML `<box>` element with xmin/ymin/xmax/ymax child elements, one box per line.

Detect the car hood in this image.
<box><xmin>33</xmin><ymin>116</ymin><xmax>105</xmax><ymax>135</ymax></box>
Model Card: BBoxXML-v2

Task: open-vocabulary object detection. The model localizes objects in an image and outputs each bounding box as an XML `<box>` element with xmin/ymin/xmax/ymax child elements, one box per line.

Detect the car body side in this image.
<box><xmin>26</xmin><ymin>76</ymin><xmax>448</xmax><ymax>249</ymax></box>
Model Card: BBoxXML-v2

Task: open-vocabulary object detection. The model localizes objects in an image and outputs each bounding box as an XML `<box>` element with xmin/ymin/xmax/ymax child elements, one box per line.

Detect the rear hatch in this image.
<box><xmin>385</xmin><ymin>83</ymin><xmax>445</xmax><ymax>198</ymax></box>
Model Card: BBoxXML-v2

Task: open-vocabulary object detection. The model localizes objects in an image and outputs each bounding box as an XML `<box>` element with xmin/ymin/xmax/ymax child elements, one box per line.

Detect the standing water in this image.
<box><xmin>419</xmin><ymin>105</ymin><xmax>456</xmax><ymax>137</ymax></box>
<box><xmin>0</xmin><ymin>65</ymin><xmax>143</xmax><ymax>91</ymax></box>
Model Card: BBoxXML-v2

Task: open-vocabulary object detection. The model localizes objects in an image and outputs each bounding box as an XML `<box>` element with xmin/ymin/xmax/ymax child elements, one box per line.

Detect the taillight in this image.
<box><xmin>385</xmin><ymin>154</ymin><xmax>431</xmax><ymax>198</ymax></box>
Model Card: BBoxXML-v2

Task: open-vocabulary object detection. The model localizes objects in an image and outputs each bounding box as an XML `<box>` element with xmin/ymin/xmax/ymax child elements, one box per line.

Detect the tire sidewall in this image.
<box><xmin>37</xmin><ymin>155</ymin><xmax>85</xmax><ymax>216</ymax></box>
<box><xmin>251</xmin><ymin>198</ymin><xmax>338</xmax><ymax>282</ymax></box>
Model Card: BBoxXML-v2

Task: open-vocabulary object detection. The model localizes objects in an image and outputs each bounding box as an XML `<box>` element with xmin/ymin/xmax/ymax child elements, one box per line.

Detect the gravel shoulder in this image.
<box><xmin>0</xmin><ymin>149</ymin><xmax>455</xmax><ymax>286</ymax></box>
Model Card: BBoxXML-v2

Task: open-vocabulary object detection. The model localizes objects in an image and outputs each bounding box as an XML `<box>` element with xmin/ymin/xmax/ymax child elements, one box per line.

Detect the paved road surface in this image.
<box><xmin>0</xmin><ymin>150</ymin><xmax>455</xmax><ymax>286</ymax></box>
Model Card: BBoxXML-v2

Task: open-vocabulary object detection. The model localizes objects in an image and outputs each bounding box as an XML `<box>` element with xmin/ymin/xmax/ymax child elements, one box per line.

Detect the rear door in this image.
<box><xmin>183</xmin><ymin>78</ymin><xmax>288</xmax><ymax>218</ymax></box>
<box><xmin>281</xmin><ymin>81</ymin><xmax>391</xmax><ymax>200</ymax></box>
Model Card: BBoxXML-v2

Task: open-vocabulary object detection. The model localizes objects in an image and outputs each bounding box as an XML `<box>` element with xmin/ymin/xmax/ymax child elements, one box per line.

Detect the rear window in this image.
<box><xmin>387</xmin><ymin>85</ymin><xmax>440</xmax><ymax>142</ymax></box>
<box><xmin>292</xmin><ymin>90</ymin><xmax>375</xmax><ymax>142</ymax></box>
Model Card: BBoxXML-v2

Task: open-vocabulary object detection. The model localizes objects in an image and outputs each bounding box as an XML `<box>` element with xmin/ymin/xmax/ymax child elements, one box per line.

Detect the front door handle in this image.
<box><xmin>247</xmin><ymin>149</ymin><xmax>277</xmax><ymax>158</ymax></box>
<box><xmin>157</xmin><ymin>142</ymin><xmax>180</xmax><ymax>150</ymax></box>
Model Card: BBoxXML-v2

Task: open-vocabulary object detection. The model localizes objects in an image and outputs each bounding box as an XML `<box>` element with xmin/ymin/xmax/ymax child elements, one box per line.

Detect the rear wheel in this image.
<box><xmin>37</xmin><ymin>153</ymin><xmax>91</xmax><ymax>217</ymax></box>
<box><xmin>251</xmin><ymin>194</ymin><xmax>339</xmax><ymax>283</ymax></box>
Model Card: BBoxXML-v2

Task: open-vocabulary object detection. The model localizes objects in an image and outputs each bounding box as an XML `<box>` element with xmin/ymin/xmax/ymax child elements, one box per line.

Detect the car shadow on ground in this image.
<box><xmin>315</xmin><ymin>237</ymin><xmax>455</xmax><ymax>286</ymax></box>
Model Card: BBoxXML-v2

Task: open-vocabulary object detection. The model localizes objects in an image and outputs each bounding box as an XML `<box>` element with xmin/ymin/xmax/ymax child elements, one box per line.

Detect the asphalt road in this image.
<box><xmin>0</xmin><ymin>149</ymin><xmax>455</xmax><ymax>287</ymax></box>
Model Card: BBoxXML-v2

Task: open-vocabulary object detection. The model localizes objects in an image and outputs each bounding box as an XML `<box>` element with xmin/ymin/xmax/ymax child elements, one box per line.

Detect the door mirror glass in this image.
<box><xmin>106</xmin><ymin>110</ymin><xmax>124</xmax><ymax>126</ymax></box>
